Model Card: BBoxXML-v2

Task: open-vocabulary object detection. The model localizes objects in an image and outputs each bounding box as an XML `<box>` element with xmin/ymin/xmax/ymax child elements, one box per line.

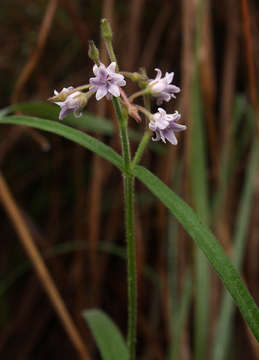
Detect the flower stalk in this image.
<box><xmin>101</xmin><ymin>19</ymin><xmax>118</xmax><ymax>67</ymax></box>
<box><xmin>131</xmin><ymin>130</ymin><xmax>152</xmax><ymax>168</ymax></box>
<box><xmin>112</xmin><ymin>96</ymin><xmax>137</xmax><ymax>360</ymax></box>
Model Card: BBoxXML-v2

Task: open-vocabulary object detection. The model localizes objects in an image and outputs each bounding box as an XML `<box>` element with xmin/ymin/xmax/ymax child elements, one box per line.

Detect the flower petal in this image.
<box><xmin>165</xmin><ymin>72</ymin><xmax>174</xmax><ymax>84</ymax></box>
<box><xmin>172</xmin><ymin>123</ymin><xmax>187</xmax><ymax>132</ymax></box>
<box><xmin>154</xmin><ymin>68</ymin><xmax>162</xmax><ymax>80</ymax></box>
<box><xmin>108</xmin><ymin>84</ymin><xmax>120</xmax><ymax>97</ymax></box>
<box><xmin>96</xmin><ymin>86</ymin><xmax>108</xmax><ymax>100</ymax></box>
<box><xmin>59</xmin><ymin>106</ymin><xmax>71</xmax><ymax>120</ymax></box>
<box><xmin>93</xmin><ymin>64</ymin><xmax>99</xmax><ymax>76</ymax></box>
<box><xmin>164</xmin><ymin>129</ymin><xmax>178</xmax><ymax>145</ymax></box>
<box><xmin>107</xmin><ymin>62</ymin><xmax>116</xmax><ymax>73</ymax></box>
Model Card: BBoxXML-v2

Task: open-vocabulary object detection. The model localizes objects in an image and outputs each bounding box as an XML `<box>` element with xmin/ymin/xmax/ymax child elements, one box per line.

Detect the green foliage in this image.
<box><xmin>0</xmin><ymin>115</ymin><xmax>124</xmax><ymax>170</ymax></box>
<box><xmin>132</xmin><ymin>165</ymin><xmax>259</xmax><ymax>342</ymax></box>
<box><xmin>83</xmin><ymin>309</ymin><xmax>129</xmax><ymax>360</ymax></box>
<box><xmin>1</xmin><ymin>114</ymin><xmax>259</xmax><ymax>342</ymax></box>
<box><xmin>9</xmin><ymin>102</ymin><xmax>164</xmax><ymax>154</ymax></box>
<box><xmin>212</xmin><ymin>139</ymin><xmax>259</xmax><ymax>360</ymax></box>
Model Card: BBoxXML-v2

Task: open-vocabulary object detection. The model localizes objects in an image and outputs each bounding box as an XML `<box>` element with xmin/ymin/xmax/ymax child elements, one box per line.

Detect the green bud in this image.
<box><xmin>138</xmin><ymin>68</ymin><xmax>149</xmax><ymax>88</ymax></box>
<box><xmin>123</xmin><ymin>72</ymin><xmax>142</xmax><ymax>82</ymax></box>
<box><xmin>88</xmin><ymin>40</ymin><xmax>100</xmax><ymax>65</ymax></box>
<box><xmin>48</xmin><ymin>91</ymin><xmax>72</xmax><ymax>102</ymax></box>
<box><xmin>101</xmin><ymin>18</ymin><xmax>113</xmax><ymax>41</ymax></box>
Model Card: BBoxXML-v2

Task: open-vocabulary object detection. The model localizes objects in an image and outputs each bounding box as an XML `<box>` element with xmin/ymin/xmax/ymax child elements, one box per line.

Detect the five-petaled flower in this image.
<box><xmin>89</xmin><ymin>62</ymin><xmax>126</xmax><ymax>100</ymax></box>
<box><xmin>149</xmin><ymin>68</ymin><xmax>180</xmax><ymax>105</ymax></box>
<box><xmin>149</xmin><ymin>108</ymin><xmax>186</xmax><ymax>145</ymax></box>
<box><xmin>54</xmin><ymin>87</ymin><xmax>87</xmax><ymax>120</ymax></box>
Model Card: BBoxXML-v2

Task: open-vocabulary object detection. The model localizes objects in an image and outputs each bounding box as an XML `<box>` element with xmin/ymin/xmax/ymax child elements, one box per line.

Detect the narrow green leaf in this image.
<box><xmin>132</xmin><ymin>165</ymin><xmax>259</xmax><ymax>342</ymax></box>
<box><xmin>0</xmin><ymin>115</ymin><xmax>124</xmax><ymax>171</ymax></box>
<box><xmin>83</xmin><ymin>309</ymin><xmax>129</xmax><ymax>360</ymax></box>
<box><xmin>9</xmin><ymin>102</ymin><xmax>165</xmax><ymax>154</ymax></box>
<box><xmin>12</xmin><ymin>102</ymin><xmax>115</xmax><ymax>135</ymax></box>
<box><xmin>212</xmin><ymin>139</ymin><xmax>259</xmax><ymax>360</ymax></box>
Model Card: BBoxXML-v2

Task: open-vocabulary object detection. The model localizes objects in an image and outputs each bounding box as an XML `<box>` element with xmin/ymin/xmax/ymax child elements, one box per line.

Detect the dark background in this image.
<box><xmin>0</xmin><ymin>0</ymin><xmax>259</xmax><ymax>359</ymax></box>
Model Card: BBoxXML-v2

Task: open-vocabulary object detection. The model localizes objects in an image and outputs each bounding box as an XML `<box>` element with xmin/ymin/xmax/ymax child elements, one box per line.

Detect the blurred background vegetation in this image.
<box><xmin>0</xmin><ymin>0</ymin><xmax>259</xmax><ymax>359</ymax></box>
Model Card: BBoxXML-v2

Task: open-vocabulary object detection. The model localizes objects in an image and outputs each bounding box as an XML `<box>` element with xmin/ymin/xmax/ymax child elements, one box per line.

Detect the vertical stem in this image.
<box><xmin>124</xmin><ymin>174</ymin><xmax>137</xmax><ymax>359</ymax></box>
<box><xmin>112</xmin><ymin>97</ymin><xmax>131</xmax><ymax>168</ymax></box>
<box><xmin>102</xmin><ymin>20</ymin><xmax>137</xmax><ymax>356</ymax></box>
<box><xmin>112</xmin><ymin>96</ymin><xmax>137</xmax><ymax>360</ymax></box>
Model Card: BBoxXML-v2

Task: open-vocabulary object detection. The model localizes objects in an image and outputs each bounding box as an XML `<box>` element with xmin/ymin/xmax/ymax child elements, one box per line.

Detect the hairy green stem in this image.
<box><xmin>124</xmin><ymin>175</ymin><xmax>136</xmax><ymax>359</ymax></box>
<box><xmin>112</xmin><ymin>96</ymin><xmax>137</xmax><ymax>360</ymax></box>
<box><xmin>132</xmin><ymin>130</ymin><xmax>152</xmax><ymax>168</ymax></box>
<box><xmin>112</xmin><ymin>98</ymin><xmax>131</xmax><ymax>169</ymax></box>
<box><xmin>129</xmin><ymin>89</ymin><xmax>149</xmax><ymax>103</ymax></box>
<box><xmin>105</xmin><ymin>41</ymin><xmax>118</xmax><ymax>66</ymax></box>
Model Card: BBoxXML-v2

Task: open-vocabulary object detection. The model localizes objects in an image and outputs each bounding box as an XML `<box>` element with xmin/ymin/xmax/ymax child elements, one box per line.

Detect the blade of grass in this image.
<box><xmin>212</xmin><ymin>138</ymin><xmax>258</xmax><ymax>360</ymax></box>
<box><xmin>83</xmin><ymin>309</ymin><xmax>129</xmax><ymax>360</ymax></box>
<box><xmin>7</xmin><ymin>102</ymin><xmax>165</xmax><ymax>154</ymax></box>
<box><xmin>0</xmin><ymin>115</ymin><xmax>124</xmax><ymax>171</ymax></box>
<box><xmin>132</xmin><ymin>164</ymin><xmax>259</xmax><ymax>342</ymax></box>
<box><xmin>1</xmin><ymin>114</ymin><xmax>259</xmax><ymax>342</ymax></box>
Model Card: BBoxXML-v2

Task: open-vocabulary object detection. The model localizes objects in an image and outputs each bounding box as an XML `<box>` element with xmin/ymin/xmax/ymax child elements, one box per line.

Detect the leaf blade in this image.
<box><xmin>83</xmin><ymin>309</ymin><xmax>129</xmax><ymax>360</ymax></box>
<box><xmin>0</xmin><ymin>115</ymin><xmax>124</xmax><ymax>171</ymax></box>
<box><xmin>132</xmin><ymin>165</ymin><xmax>259</xmax><ymax>342</ymax></box>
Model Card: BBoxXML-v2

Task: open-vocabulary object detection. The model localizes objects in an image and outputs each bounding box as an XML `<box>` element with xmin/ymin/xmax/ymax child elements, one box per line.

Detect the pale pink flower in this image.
<box><xmin>89</xmin><ymin>62</ymin><xmax>126</xmax><ymax>100</ymax></box>
<box><xmin>149</xmin><ymin>108</ymin><xmax>186</xmax><ymax>145</ymax></box>
<box><xmin>54</xmin><ymin>87</ymin><xmax>87</xmax><ymax>120</ymax></box>
<box><xmin>149</xmin><ymin>68</ymin><xmax>180</xmax><ymax>105</ymax></box>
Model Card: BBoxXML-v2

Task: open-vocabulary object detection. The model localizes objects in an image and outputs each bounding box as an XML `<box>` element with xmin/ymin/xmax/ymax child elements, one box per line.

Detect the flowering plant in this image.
<box><xmin>1</xmin><ymin>17</ymin><xmax>259</xmax><ymax>360</ymax></box>
<box><xmin>47</xmin><ymin>19</ymin><xmax>259</xmax><ymax>360</ymax></box>
<box><xmin>49</xmin><ymin>47</ymin><xmax>186</xmax><ymax>149</ymax></box>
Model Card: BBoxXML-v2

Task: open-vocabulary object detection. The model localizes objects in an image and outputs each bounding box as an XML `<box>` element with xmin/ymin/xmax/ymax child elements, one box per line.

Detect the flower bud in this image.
<box><xmin>48</xmin><ymin>86</ymin><xmax>74</xmax><ymax>102</ymax></box>
<box><xmin>88</xmin><ymin>40</ymin><xmax>100</xmax><ymax>65</ymax></box>
<box><xmin>101</xmin><ymin>18</ymin><xmax>113</xmax><ymax>41</ymax></box>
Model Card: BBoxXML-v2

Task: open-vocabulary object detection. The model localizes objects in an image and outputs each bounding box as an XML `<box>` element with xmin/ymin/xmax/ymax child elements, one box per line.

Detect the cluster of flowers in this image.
<box><xmin>50</xmin><ymin>62</ymin><xmax>186</xmax><ymax>145</ymax></box>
